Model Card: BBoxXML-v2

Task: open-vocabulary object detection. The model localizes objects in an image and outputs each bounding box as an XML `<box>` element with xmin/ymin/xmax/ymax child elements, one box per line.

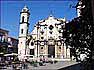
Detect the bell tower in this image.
<box><xmin>18</xmin><ymin>6</ymin><xmax>30</xmax><ymax>61</ymax></box>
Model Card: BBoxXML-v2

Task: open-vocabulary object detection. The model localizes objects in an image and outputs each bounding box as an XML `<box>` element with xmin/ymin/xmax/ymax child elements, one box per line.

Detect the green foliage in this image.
<box><xmin>63</xmin><ymin>0</ymin><xmax>94</xmax><ymax>70</ymax></box>
<box><xmin>0</xmin><ymin>42</ymin><xmax>8</xmax><ymax>54</ymax></box>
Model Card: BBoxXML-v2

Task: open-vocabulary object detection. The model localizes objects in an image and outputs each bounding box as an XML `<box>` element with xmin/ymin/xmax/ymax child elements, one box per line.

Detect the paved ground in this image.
<box><xmin>29</xmin><ymin>61</ymin><xmax>79</xmax><ymax>70</ymax></box>
<box><xmin>1</xmin><ymin>61</ymin><xmax>80</xmax><ymax>70</ymax></box>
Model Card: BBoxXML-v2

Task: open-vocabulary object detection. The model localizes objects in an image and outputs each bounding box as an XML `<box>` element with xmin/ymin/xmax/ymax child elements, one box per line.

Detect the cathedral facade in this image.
<box><xmin>18</xmin><ymin>6</ymin><xmax>70</xmax><ymax>61</ymax></box>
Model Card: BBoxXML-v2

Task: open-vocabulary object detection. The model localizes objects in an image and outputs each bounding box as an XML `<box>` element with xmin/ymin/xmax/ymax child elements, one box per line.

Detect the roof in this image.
<box><xmin>0</xmin><ymin>28</ymin><xmax>9</xmax><ymax>36</ymax></box>
<box><xmin>0</xmin><ymin>28</ymin><xmax>9</xmax><ymax>33</ymax></box>
<box><xmin>21</xmin><ymin>5</ymin><xmax>29</xmax><ymax>12</ymax></box>
<box><xmin>8</xmin><ymin>37</ymin><xmax>18</xmax><ymax>40</ymax></box>
<box><xmin>37</xmin><ymin>15</ymin><xmax>66</xmax><ymax>25</ymax></box>
<box><xmin>30</xmin><ymin>15</ymin><xmax>66</xmax><ymax>35</ymax></box>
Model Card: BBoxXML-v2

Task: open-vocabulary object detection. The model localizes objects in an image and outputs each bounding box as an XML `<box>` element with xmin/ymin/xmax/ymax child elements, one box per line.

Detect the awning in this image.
<box><xmin>0</xmin><ymin>52</ymin><xmax>4</xmax><ymax>54</ymax></box>
<box><xmin>23</xmin><ymin>55</ymin><xmax>34</xmax><ymax>57</ymax></box>
<box><xmin>4</xmin><ymin>53</ymin><xmax>18</xmax><ymax>56</ymax></box>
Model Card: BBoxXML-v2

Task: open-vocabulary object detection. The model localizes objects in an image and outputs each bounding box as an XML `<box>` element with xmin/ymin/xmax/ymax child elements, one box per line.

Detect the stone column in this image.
<box><xmin>61</xmin><ymin>44</ymin><xmax>64</xmax><ymax>59</ymax></box>
<box><xmin>64</xmin><ymin>43</ymin><xmax>67</xmax><ymax>58</ymax></box>
<box><xmin>55</xmin><ymin>45</ymin><xmax>57</xmax><ymax>58</ymax></box>
<box><xmin>38</xmin><ymin>43</ymin><xmax>40</xmax><ymax>58</ymax></box>
<box><xmin>67</xmin><ymin>47</ymin><xmax>70</xmax><ymax>59</ymax></box>
<box><xmin>45</xmin><ymin>44</ymin><xmax>48</xmax><ymax>58</ymax></box>
<box><xmin>35</xmin><ymin>45</ymin><xmax>37</xmax><ymax>58</ymax></box>
<box><xmin>26</xmin><ymin>45</ymin><xmax>30</xmax><ymax>55</ymax></box>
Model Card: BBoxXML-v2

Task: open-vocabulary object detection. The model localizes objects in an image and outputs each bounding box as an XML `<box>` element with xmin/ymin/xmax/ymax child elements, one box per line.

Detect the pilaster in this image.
<box><xmin>64</xmin><ymin>43</ymin><xmax>67</xmax><ymax>58</ymax></box>
<box><xmin>55</xmin><ymin>45</ymin><xmax>57</xmax><ymax>58</ymax></box>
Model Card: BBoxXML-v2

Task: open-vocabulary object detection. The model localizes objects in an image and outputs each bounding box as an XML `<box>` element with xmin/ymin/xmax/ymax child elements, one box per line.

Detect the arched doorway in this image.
<box><xmin>48</xmin><ymin>45</ymin><xmax>55</xmax><ymax>58</ymax></box>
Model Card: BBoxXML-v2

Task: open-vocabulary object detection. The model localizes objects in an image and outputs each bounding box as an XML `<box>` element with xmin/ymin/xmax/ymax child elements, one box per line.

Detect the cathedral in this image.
<box><xmin>18</xmin><ymin>6</ymin><xmax>70</xmax><ymax>61</ymax></box>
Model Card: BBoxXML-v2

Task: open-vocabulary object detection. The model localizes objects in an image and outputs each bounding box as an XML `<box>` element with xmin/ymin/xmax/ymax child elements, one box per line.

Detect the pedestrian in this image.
<box><xmin>21</xmin><ymin>61</ymin><xmax>24</xmax><ymax>69</ymax></box>
<box><xmin>23</xmin><ymin>61</ymin><xmax>26</xmax><ymax>69</ymax></box>
<box><xmin>12</xmin><ymin>63</ymin><xmax>16</xmax><ymax>70</ymax></box>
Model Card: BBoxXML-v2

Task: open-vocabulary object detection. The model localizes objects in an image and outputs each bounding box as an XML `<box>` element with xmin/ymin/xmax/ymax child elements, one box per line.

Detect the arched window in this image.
<box><xmin>31</xmin><ymin>42</ymin><xmax>34</xmax><ymax>46</ymax></box>
<box><xmin>21</xmin><ymin>29</ymin><xmax>23</xmax><ymax>34</ymax></box>
<box><xmin>22</xmin><ymin>16</ymin><xmax>24</xmax><ymax>22</ymax></box>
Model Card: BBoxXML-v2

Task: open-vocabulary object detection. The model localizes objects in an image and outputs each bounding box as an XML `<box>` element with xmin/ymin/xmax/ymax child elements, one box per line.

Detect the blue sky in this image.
<box><xmin>1</xmin><ymin>0</ymin><xmax>78</xmax><ymax>39</ymax></box>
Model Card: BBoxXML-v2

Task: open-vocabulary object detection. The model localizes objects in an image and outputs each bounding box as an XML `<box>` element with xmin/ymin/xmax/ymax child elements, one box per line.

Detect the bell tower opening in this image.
<box><xmin>21</xmin><ymin>29</ymin><xmax>23</xmax><ymax>34</ymax></box>
<box><xmin>22</xmin><ymin>16</ymin><xmax>24</xmax><ymax>23</ymax></box>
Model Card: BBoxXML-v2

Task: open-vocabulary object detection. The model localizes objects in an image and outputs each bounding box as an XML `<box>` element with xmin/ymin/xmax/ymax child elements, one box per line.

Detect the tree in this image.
<box><xmin>63</xmin><ymin>0</ymin><xmax>94</xmax><ymax>70</ymax></box>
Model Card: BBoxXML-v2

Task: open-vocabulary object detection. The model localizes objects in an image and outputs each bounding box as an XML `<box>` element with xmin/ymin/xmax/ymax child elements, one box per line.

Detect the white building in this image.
<box><xmin>18</xmin><ymin>6</ymin><xmax>70</xmax><ymax>61</ymax></box>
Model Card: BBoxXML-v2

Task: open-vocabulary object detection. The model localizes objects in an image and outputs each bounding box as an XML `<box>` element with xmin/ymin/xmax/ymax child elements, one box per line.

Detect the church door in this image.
<box><xmin>48</xmin><ymin>45</ymin><xmax>55</xmax><ymax>58</ymax></box>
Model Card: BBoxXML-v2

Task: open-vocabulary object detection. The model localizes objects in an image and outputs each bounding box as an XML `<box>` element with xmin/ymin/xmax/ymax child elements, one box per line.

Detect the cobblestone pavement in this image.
<box><xmin>1</xmin><ymin>61</ymin><xmax>79</xmax><ymax>70</ymax></box>
<box><xmin>29</xmin><ymin>61</ymin><xmax>79</xmax><ymax>70</ymax></box>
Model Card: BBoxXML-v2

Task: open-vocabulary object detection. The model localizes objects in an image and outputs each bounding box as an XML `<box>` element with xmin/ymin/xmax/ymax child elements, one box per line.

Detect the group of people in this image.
<box><xmin>11</xmin><ymin>59</ymin><xmax>28</xmax><ymax>70</ymax></box>
<box><xmin>0</xmin><ymin>56</ymin><xmax>29</xmax><ymax>70</ymax></box>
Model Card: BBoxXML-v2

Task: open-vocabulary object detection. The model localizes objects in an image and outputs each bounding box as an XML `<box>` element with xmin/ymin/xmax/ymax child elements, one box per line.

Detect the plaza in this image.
<box><xmin>1</xmin><ymin>0</ymin><xmax>94</xmax><ymax>70</ymax></box>
<box><xmin>0</xmin><ymin>61</ymin><xmax>80</xmax><ymax>70</ymax></box>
